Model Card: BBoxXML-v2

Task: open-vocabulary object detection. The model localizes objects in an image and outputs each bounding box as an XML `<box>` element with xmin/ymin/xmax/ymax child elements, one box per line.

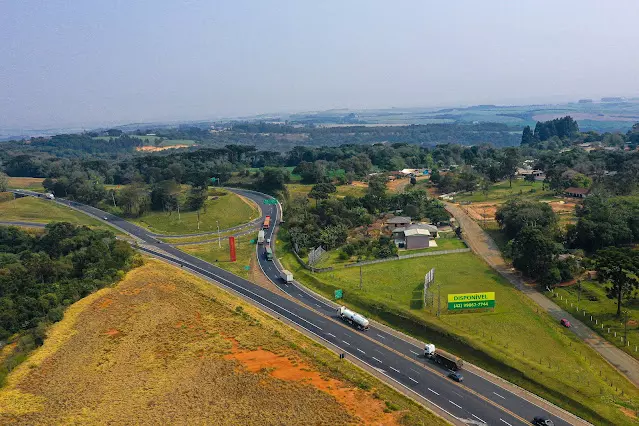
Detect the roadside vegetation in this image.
<box><xmin>179</xmin><ymin>237</ymin><xmax>257</xmax><ymax>279</ymax></box>
<box><xmin>0</xmin><ymin>259</ymin><xmax>447</xmax><ymax>425</ymax></box>
<box><xmin>280</xmin><ymin>244</ymin><xmax>639</xmax><ymax>424</ymax></box>
<box><xmin>0</xmin><ymin>195</ymin><xmax>107</xmax><ymax>228</ymax></box>
<box><xmin>0</xmin><ymin>223</ymin><xmax>137</xmax><ymax>387</ymax></box>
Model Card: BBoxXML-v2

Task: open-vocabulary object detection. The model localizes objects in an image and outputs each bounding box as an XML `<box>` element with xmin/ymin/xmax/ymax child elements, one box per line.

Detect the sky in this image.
<box><xmin>1</xmin><ymin>0</ymin><xmax>639</xmax><ymax>129</ymax></box>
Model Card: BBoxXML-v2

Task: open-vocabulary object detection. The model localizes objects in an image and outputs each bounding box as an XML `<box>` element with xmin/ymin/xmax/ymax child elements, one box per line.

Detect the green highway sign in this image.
<box><xmin>263</xmin><ymin>199</ymin><xmax>278</xmax><ymax>205</ymax></box>
<box><xmin>250</xmin><ymin>239</ymin><xmax>256</xmax><ymax>244</ymax></box>
<box><xmin>334</xmin><ymin>289</ymin><xmax>343</xmax><ymax>300</ymax></box>
<box><xmin>244</xmin><ymin>266</ymin><xmax>250</xmax><ymax>271</ymax></box>
<box><xmin>447</xmin><ymin>292</ymin><xmax>495</xmax><ymax>311</ymax></box>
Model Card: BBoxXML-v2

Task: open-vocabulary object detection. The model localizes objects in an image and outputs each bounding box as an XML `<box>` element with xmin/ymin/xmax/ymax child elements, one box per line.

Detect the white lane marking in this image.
<box><xmin>499</xmin><ymin>419</ymin><xmax>513</xmax><ymax>426</ymax></box>
<box><xmin>390</xmin><ymin>366</ymin><xmax>400</xmax><ymax>373</ymax></box>
<box><xmin>409</xmin><ymin>377</ymin><xmax>419</xmax><ymax>384</ymax></box>
<box><xmin>428</xmin><ymin>388</ymin><xmax>440</xmax><ymax>395</ymax></box>
<box><xmin>356</xmin><ymin>348</ymin><xmax>365</xmax><ymax>354</ymax></box>
<box><xmin>410</xmin><ymin>350</ymin><xmax>420</xmax><ymax>356</ymax></box>
<box><xmin>327</xmin><ymin>333</ymin><xmax>336</xmax><ymax>338</ymax></box>
<box><xmin>472</xmin><ymin>414</ymin><xmax>485</xmax><ymax>423</ymax></box>
<box><xmin>493</xmin><ymin>392</ymin><xmax>505</xmax><ymax>399</ymax></box>
<box><xmin>448</xmin><ymin>400</ymin><xmax>462</xmax><ymax>409</ymax></box>
<box><xmin>299</xmin><ymin>293</ymin><xmax>304</xmax><ymax>297</ymax></box>
<box><xmin>377</xmin><ymin>334</ymin><xmax>385</xmax><ymax>339</ymax></box>
<box><xmin>342</xmin><ymin>340</ymin><xmax>351</xmax><ymax>346</ymax></box>
<box><xmin>315</xmin><ymin>303</ymin><xmax>322</xmax><ymax>308</ymax></box>
<box><xmin>409</xmin><ymin>368</ymin><xmax>420</xmax><ymax>374</ymax></box>
<box><xmin>372</xmin><ymin>357</ymin><xmax>383</xmax><ymax>363</ymax></box>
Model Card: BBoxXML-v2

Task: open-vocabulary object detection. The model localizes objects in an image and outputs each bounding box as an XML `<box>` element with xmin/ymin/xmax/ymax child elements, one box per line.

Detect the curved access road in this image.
<box><xmin>8</xmin><ymin>189</ymin><xmax>583</xmax><ymax>426</ymax></box>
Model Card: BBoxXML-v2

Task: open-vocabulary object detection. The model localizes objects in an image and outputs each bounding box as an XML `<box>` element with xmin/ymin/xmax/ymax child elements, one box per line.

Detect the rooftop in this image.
<box><xmin>387</xmin><ymin>216</ymin><xmax>411</xmax><ymax>224</ymax></box>
<box><xmin>565</xmin><ymin>187</ymin><xmax>590</xmax><ymax>195</ymax></box>
<box><xmin>404</xmin><ymin>228</ymin><xmax>431</xmax><ymax>237</ymax></box>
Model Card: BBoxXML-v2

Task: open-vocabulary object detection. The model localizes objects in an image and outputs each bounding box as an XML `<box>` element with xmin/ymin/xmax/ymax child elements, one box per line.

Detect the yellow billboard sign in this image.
<box><xmin>447</xmin><ymin>292</ymin><xmax>495</xmax><ymax>310</ymax></box>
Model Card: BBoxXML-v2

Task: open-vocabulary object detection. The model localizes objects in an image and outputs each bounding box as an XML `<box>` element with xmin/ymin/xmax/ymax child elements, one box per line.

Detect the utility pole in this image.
<box><xmin>216</xmin><ymin>220</ymin><xmax>221</xmax><ymax>248</ymax></box>
<box><xmin>624</xmin><ymin>310</ymin><xmax>629</xmax><ymax>344</ymax></box>
<box><xmin>197</xmin><ymin>210</ymin><xmax>201</xmax><ymax>230</ymax></box>
<box><xmin>577</xmin><ymin>280</ymin><xmax>582</xmax><ymax>310</ymax></box>
<box><xmin>437</xmin><ymin>281</ymin><xmax>441</xmax><ymax>318</ymax></box>
<box><xmin>359</xmin><ymin>266</ymin><xmax>363</xmax><ymax>290</ymax></box>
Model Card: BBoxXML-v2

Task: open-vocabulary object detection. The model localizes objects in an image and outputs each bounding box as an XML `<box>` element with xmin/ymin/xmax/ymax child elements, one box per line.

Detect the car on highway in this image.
<box><xmin>532</xmin><ymin>416</ymin><xmax>554</xmax><ymax>426</ymax></box>
<box><xmin>560</xmin><ymin>318</ymin><xmax>571</xmax><ymax>328</ymax></box>
<box><xmin>447</xmin><ymin>371</ymin><xmax>463</xmax><ymax>382</ymax></box>
<box><xmin>103</xmin><ymin>216</ymin><xmax>108</xmax><ymax>221</ymax></box>
<box><xmin>266</xmin><ymin>238</ymin><xmax>271</xmax><ymax>244</ymax></box>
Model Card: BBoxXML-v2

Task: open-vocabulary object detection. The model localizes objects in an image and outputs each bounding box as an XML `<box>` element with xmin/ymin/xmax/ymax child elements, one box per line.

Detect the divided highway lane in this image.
<box><xmin>249</xmin><ymin>192</ymin><xmax>575</xmax><ymax>426</ymax></box>
<box><xmin>12</xmin><ymin>189</ymin><xmax>574</xmax><ymax>425</ymax></box>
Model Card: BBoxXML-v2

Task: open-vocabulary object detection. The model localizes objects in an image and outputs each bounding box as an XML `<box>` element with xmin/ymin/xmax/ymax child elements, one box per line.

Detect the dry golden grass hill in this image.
<box><xmin>0</xmin><ymin>258</ymin><xmax>447</xmax><ymax>426</ymax></box>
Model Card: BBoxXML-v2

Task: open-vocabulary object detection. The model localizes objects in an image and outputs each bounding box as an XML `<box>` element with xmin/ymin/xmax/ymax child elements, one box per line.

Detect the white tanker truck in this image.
<box><xmin>337</xmin><ymin>306</ymin><xmax>369</xmax><ymax>330</ymax></box>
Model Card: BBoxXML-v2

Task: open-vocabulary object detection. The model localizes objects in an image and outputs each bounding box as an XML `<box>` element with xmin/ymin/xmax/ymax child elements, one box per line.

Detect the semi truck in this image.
<box><xmin>257</xmin><ymin>230</ymin><xmax>265</xmax><ymax>244</ymax></box>
<box><xmin>337</xmin><ymin>306</ymin><xmax>369</xmax><ymax>330</ymax></box>
<box><xmin>263</xmin><ymin>215</ymin><xmax>271</xmax><ymax>230</ymax></box>
<box><xmin>280</xmin><ymin>269</ymin><xmax>293</xmax><ymax>284</ymax></box>
<box><xmin>424</xmin><ymin>343</ymin><xmax>463</xmax><ymax>371</ymax></box>
<box><xmin>264</xmin><ymin>246</ymin><xmax>273</xmax><ymax>261</ymax></box>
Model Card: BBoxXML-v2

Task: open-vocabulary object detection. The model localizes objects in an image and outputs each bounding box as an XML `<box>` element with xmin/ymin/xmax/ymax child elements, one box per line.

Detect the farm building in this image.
<box><xmin>392</xmin><ymin>223</ymin><xmax>438</xmax><ymax>249</ymax></box>
<box><xmin>386</xmin><ymin>216</ymin><xmax>411</xmax><ymax>229</ymax></box>
<box><xmin>565</xmin><ymin>187</ymin><xmax>590</xmax><ymax>198</ymax></box>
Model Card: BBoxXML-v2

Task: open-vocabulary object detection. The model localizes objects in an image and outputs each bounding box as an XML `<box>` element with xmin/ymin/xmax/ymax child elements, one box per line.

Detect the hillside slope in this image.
<box><xmin>0</xmin><ymin>259</ymin><xmax>446</xmax><ymax>425</ymax></box>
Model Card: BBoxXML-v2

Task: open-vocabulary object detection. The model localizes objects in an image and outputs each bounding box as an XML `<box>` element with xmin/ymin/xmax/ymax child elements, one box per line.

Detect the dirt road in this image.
<box><xmin>445</xmin><ymin>202</ymin><xmax>639</xmax><ymax>388</ymax></box>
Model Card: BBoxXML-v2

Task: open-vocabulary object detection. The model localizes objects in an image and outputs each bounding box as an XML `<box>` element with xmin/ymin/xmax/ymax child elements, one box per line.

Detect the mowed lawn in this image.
<box><xmin>453</xmin><ymin>179</ymin><xmax>553</xmax><ymax>203</ymax></box>
<box><xmin>281</xmin><ymin>249</ymin><xmax>639</xmax><ymax>424</ymax></box>
<box><xmin>179</xmin><ymin>237</ymin><xmax>256</xmax><ymax>279</ymax></box>
<box><xmin>6</xmin><ymin>177</ymin><xmax>45</xmax><ymax>192</ymax></box>
<box><xmin>131</xmin><ymin>191</ymin><xmax>259</xmax><ymax>235</ymax></box>
<box><xmin>0</xmin><ymin>196</ymin><xmax>106</xmax><ymax>228</ymax></box>
<box><xmin>553</xmin><ymin>280</ymin><xmax>639</xmax><ymax>360</ymax></box>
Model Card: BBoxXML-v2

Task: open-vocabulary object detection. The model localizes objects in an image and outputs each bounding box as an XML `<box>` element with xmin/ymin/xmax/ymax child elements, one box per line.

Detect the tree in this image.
<box><xmin>595</xmin><ymin>248</ymin><xmax>639</xmax><ymax>317</ymax></box>
<box><xmin>0</xmin><ymin>172</ymin><xmax>8</xmax><ymax>192</ymax></box>
<box><xmin>510</xmin><ymin>227</ymin><xmax>561</xmax><ymax>284</ymax></box>
<box><xmin>186</xmin><ymin>187</ymin><xmax>207</xmax><ymax>211</ymax></box>
<box><xmin>521</xmin><ymin>125</ymin><xmax>535</xmax><ymax>146</ymax></box>
<box><xmin>501</xmin><ymin>147</ymin><xmax>520</xmax><ymax>188</ymax></box>
<box><xmin>410</xmin><ymin>176</ymin><xmax>417</xmax><ymax>186</ymax></box>
<box><xmin>255</xmin><ymin>167</ymin><xmax>290</xmax><ymax>192</ymax></box>
<box><xmin>308</xmin><ymin>182</ymin><xmax>336</xmax><ymax>207</ymax></box>
<box><xmin>117</xmin><ymin>183</ymin><xmax>150</xmax><ymax>217</ymax></box>
<box><xmin>496</xmin><ymin>200</ymin><xmax>557</xmax><ymax>239</ymax></box>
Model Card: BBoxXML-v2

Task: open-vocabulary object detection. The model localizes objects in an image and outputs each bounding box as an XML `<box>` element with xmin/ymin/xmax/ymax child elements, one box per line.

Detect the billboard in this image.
<box><xmin>447</xmin><ymin>292</ymin><xmax>495</xmax><ymax>311</ymax></box>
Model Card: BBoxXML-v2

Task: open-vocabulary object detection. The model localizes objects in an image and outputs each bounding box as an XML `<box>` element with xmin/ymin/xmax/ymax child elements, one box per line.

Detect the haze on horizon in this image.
<box><xmin>1</xmin><ymin>0</ymin><xmax>639</xmax><ymax>130</ymax></box>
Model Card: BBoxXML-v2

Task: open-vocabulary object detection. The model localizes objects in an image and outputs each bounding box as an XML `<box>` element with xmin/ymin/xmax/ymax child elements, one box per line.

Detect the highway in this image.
<box><xmin>10</xmin><ymin>189</ymin><xmax>580</xmax><ymax>426</ymax></box>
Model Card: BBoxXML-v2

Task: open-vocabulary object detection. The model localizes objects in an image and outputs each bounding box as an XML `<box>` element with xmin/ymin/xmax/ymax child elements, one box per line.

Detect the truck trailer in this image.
<box><xmin>280</xmin><ymin>269</ymin><xmax>293</xmax><ymax>284</ymax></box>
<box><xmin>337</xmin><ymin>306</ymin><xmax>369</xmax><ymax>330</ymax></box>
<box><xmin>257</xmin><ymin>230</ymin><xmax>265</xmax><ymax>244</ymax></box>
<box><xmin>45</xmin><ymin>193</ymin><xmax>55</xmax><ymax>200</ymax></box>
<box><xmin>424</xmin><ymin>343</ymin><xmax>463</xmax><ymax>371</ymax></box>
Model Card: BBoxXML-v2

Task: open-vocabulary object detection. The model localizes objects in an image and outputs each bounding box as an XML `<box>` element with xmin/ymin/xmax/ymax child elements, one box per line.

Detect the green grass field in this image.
<box><xmin>131</xmin><ymin>190</ymin><xmax>259</xmax><ymax>235</ymax></box>
<box><xmin>280</xmin><ymin>243</ymin><xmax>639</xmax><ymax>424</ymax></box>
<box><xmin>0</xmin><ymin>196</ymin><xmax>119</xmax><ymax>233</ymax></box>
<box><xmin>453</xmin><ymin>179</ymin><xmax>553</xmax><ymax>203</ymax></box>
<box><xmin>552</xmin><ymin>281</ymin><xmax>639</xmax><ymax>360</ymax></box>
<box><xmin>286</xmin><ymin>183</ymin><xmax>367</xmax><ymax>200</ymax></box>
<box><xmin>179</xmin><ymin>237</ymin><xmax>256</xmax><ymax>279</ymax></box>
<box><xmin>6</xmin><ymin>177</ymin><xmax>45</xmax><ymax>192</ymax></box>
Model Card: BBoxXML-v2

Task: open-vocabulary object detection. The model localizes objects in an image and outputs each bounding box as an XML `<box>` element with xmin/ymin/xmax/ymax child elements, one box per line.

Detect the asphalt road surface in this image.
<box><xmin>11</xmin><ymin>189</ymin><xmax>577</xmax><ymax>426</ymax></box>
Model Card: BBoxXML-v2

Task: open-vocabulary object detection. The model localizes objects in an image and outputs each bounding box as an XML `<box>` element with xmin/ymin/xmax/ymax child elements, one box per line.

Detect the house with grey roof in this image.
<box><xmin>392</xmin><ymin>223</ymin><xmax>438</xmax><ymax>250</ymax></box>
<box><xmin>386</xmin><ymin>216</ymin><xmax>411</xmax><ymax>229</ymax></box>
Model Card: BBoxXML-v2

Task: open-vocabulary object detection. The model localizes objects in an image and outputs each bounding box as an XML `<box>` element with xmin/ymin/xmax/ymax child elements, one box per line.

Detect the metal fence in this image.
<box><xmin>344</xmin><ymin>248</ymin><xmax>471</xmax><ymax>268</ymax></box>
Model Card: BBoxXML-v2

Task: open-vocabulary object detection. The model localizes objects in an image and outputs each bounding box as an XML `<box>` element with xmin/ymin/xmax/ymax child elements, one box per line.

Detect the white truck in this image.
<box><xmin>45</xmin><ymin>193</ymin><xmax>55</xmax><ymax>200</ymax></box>
<box><xmin>424</xmin><ymin>343</ymin><xmax>463</xmax><ymax>371</ymax></box>
<box><xmin>337</xmin><ymin>306</ymin><xmax>369</xmax><ymax>330</ymax></box>
<box><xmin>257</xmin><ymin>230</ymin><xmax>265</xmax><ymax>244</ymax></box>
<box><xmin>280</xmin><ymin>269</ymin><xmax>293</xmax><ymax>284</ymax></box>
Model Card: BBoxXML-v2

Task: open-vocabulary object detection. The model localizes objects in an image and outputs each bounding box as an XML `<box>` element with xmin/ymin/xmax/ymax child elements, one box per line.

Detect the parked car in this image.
<box><xmin>447</xmin><ymin>371</ymin><xmax>463</xmax><ymax>382</ymax></box>
<box><xmin>560</xmin><ymin>318</ymin><xmax>571</xmax><ymax>328</ymax></box>
<box><xmin>532</xmin><ymin>416</ymin><xmax>554</xmax><ymax>426</ymax></box>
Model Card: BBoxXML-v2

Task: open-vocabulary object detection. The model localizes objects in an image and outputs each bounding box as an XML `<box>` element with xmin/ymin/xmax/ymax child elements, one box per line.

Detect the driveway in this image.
<box><xmin>445</xmin><ymin>202</ymin><xmax>639</xmax><ymax>388</ymax></box>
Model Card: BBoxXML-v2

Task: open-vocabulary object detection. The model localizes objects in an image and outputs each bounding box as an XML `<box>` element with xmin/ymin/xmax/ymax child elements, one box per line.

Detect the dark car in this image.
<box><xmin>532</xmin><ymin>416</ymin><xmax>554</xmax><ymax>426</ymax></box>
<box><xmin>447</xmin><ymin>371</ymin><xmax>463</xmax><ymax>382</ymax></box>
